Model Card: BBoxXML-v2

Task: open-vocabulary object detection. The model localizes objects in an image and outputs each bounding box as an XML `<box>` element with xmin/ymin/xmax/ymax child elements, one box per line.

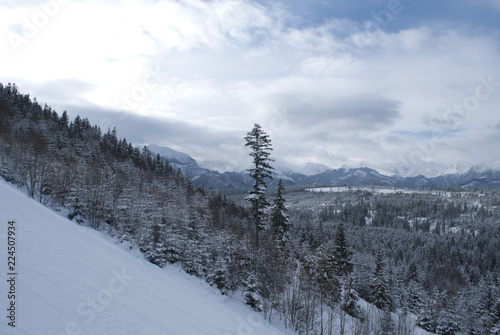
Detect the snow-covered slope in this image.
<box><xmin>443</xmin><ymin>160</ymin><xmax>473</xmax><ymax>175</ymax></box>
<box><xmin>0</xmin><ymin>179</ymin><xmax>294</xmax><ymax>335</ymax></box>
<box><xmin>471</xmin><ymin>158</ymin><xmax>500</xmax><ymax>173</ymax></box>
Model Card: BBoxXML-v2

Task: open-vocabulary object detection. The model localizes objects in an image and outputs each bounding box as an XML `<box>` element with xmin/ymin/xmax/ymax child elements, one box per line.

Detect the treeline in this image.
<box><xmin>283</xmin><ymin>188</ymin><xmax>500</xmax><ymax>334</ymax></box>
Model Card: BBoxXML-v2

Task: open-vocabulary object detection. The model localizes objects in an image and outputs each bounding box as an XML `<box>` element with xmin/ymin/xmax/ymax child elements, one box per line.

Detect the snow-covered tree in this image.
<box><xmin>244</xmin><ymin>271</ymin><xmax>263</xmax><ymax>311</ymax></box>
<box><xmin>140</xmin><ymin>220</ymin><xmax>167</xmax><ymax>267</ymax></box>
<box><xmin>315</xmin><ymin>244</ymin><xmax>342</xmax><ymax>306</ymax></box>
<box><xmin>332</xmin><ymin>222</ymin><xmax>353</xmax><ymax>278</ymax></box>
<box><xmin>417</xmin><ymin>299</ymin><xmax>436</xmax><ymax>333</ymax></box>
<box><xmin>244</xmin><ymin>123</ymin><xmax>274</xmax><ymax>249</ymax></box>
<box><xmin>476</xmin><ymin>279</ymin><xmax>500</xmax><ymax>334</ymax></box>
<box><xmin>371</xmin><ymin>249</ymin><xmax>392</xmax><ymax>311</ymax></box>
<box><xmin>436</xmin><ymin>309</ymin><xmax>459</xmax><ymax>335</ymax></box>
<box><xmin>271</xmin><ymin>179</ymin><xmax>290</xmax><ymax>249</ymax></box>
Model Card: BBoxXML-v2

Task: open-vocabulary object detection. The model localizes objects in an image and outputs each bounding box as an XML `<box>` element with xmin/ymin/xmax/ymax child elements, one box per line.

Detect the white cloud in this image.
<box><xmin>0</xmin><ymin>0</ymin><xmax>499</xmax><ymax>170</ymax></box>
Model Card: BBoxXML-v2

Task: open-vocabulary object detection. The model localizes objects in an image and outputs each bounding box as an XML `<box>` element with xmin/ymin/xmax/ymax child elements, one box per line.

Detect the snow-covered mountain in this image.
<box><xmin>148</xmin><ymin>144</ymin><xmax>197</xmax><ymax>165</ymax></box>
<box><xmin>387</xmin><ymin>159</ymin><xmax>500</xmax><ymax>179</ymax></box>
<box><xmin>443</xmin><ymin>160</ymin><xmax>473</xmax><ymax>175</ymax></box>
<box><xmin>148</xmin><ymin>144</ymin><xmax>207</xmax><ymax>176</ymax></box>
<box><xmin>148</xmin><ymin>144</ymin><xmax>500</xmax><ymax>189</ymax></box>
<box><xmin>0</xmin><ymin>179</ymin><xmax>295</xmax><ymax>335</ymax></box>
<box><xmin>197</xmin><ymin>160</ymin><xmax>245</xmax><ymax>173</ymax></box>
<box><xmin>272</xmin><ymin>158</ymin><xmax>332</xmax><ymax>177</ymax></box>
<box><xmin>389</xmin><ymin>161</ymin><xmax>449</xmax><ymax>178</ymax></box>
<box><xmin>469</xmin><ymin>158</ymin><xmax>500</xmax><ymax>174</ymax></box>
<box><xmin>298</xmin><ymin>162</ymin><xmax>332</xmax><ymax>176</ymax></box>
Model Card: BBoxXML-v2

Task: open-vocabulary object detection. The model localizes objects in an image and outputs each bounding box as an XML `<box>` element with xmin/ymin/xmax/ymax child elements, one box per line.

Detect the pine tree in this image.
<box><xmin>244</xmin><ymin>123</ymin><xmax>274</xmax><ymax>249</ymax></box>
<box><xmin>332</xmin><ymin>222</ymin><xmax>353</xmax><ymax>278</ymax></box>
<box><xmin>492</xmin><ymin>298</ymin><xmax>500</xmax><ymax>334</ymax></box>
<box><xmin>60</xmin><ymin>110</ymin><xmax>69</xmax><ymax>128</ymax></box>
<box><xmin>407</xmin><ymin>262</ymin><xmax>419</xmax><ymax>283</ymax></box>
<box><xmin>244</xmin><ymin>272</ymin><xmax>263</xmax><ymax>311</ymax></box>
<box><xmin>371</xmin><ymin>249</ymin><xmax>392</xmax><ymax>311</ymax></box>
<box><xmin>492</xmin><ymin>299</ymin><xmax>500</xmax><ymax>334</ymax></box>
<box><xmin>270</xmin><ymin>179</ymin><xmax>290</xmax><ymax>249</ymax></box>
<box><xmin>210</xmin><ymin>258</ymin><xmax>230</xmax><ymax>295</ymax></box>
<box><xmin>404</xmin><ymin>262</ymin><xmax>424</xmax><ymax>314</ymax></box>
<box><xmin>315</xmin><ymin>243</ymin><xmax>342</xmax><ymax>306</ymax></box>
<box><xmin>417</xmin><ymin>287</ymin><xmax>442</xmax><ymax>333</ymax></box>
<box><xmin>436</xmin><ymin>309</ymin><xmax>459</xmax><ymax>335</ymax></box>
<box><xmin>477</xmin><ymin>279</ymin><xmax>499</xmax><ymax>334</ymax></box>
<box><xmin>417</xmin><ymin>299</ymin><xmax>436</xmax><ymax>333</ymax></box>
<box><xmin>407</xmin><ymin>280</ymin><xmax>424</xmax><ymax>315</ymax></box>
<box><xmin>311</xmin><ymin>221</ymin><xmax>325</xmax><ymax>249</ymax></box>
<box><xmin>141</xmin><ymin>220</ymin><xmax>167</xmax><ymax>267</ymax></box>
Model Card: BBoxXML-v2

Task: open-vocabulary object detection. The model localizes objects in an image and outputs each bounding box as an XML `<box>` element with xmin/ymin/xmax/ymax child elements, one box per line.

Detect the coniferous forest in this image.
<box><xmin>2</xmin><ymin>82</ymin><xmax>500</xmax><ymax>334</ymax></box>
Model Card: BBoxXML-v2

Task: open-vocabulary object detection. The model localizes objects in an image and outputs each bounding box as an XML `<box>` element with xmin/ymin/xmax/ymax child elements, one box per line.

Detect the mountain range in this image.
<box><xmin>148</xmin><ymin>145</ymin><xmax>500</xmax><ymax>190</ymax></box>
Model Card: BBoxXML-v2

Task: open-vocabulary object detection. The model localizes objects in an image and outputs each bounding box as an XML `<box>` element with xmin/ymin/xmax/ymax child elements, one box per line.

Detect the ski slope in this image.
<box><xmin>0</xmin><ymin>179</ymin><xmax>295</xmax><ymax>335</ymax></box>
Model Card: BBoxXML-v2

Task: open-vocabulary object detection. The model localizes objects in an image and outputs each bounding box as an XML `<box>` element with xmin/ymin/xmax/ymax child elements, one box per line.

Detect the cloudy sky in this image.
<box><xmin>1</xmin><ymin>0</ymin><xmax>500</xmax><ymax>174</ymax></box>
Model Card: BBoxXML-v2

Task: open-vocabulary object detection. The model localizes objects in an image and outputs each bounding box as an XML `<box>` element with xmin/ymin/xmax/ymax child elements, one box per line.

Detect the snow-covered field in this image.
<box><xmin>307</xmin><ymin>185</ymin><xmax>449</xmax><ymax>195</ymax></box>
<box><xmin>0</xmin><ymin>179</ymin><xmax>295</xmax><ymax>335</ymax></box>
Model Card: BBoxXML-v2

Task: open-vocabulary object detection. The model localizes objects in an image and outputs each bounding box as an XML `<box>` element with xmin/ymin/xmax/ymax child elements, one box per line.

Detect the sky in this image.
<box><xmin>1</xmin><ymin>0</ymin><xmax>500</xmax><ymax>175</ymax></box>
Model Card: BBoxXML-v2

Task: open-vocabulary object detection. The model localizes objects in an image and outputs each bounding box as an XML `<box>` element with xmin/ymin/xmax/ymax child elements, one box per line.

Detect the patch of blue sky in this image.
<box><xmin>253</xmin><ymin>0</ymin><xmax>500</xmax><ymax>35</ymax></box>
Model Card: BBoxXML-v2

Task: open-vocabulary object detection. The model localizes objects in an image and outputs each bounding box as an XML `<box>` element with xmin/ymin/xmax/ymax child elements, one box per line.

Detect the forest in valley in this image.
<box><xmin>1</xmin><ymin>82</ymin><xmax>500</xmax><ymax>334</ymax></box>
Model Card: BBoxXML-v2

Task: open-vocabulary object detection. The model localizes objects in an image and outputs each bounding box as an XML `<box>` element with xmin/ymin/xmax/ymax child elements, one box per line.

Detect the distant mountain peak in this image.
<box><xmin>299</xmin><ymin>162</ymin><xmax>332</xmax><ymax>176</ymax></box>
<box><xmin>475</xmin><ymin>158</ymin><xmax>500</xmax><ymax>172</ymax></box>
<box><xmin>389</xmin><ymin>161</ymin><xmax>447</xmax><ymax>178</ymax></box>
<box><xmin>148</xmin><ymin>144</ymin><xmax>206</xmax><ymax>177</ymax></box>
<box><xmin>443</xmin><ymin>160</ymin><xmax>473</xmax><ymax>175</ymax></box>
<box><xmin>148</xmin><ymin>144</ymin><xmax>196</xmax><ymax>165</ymax></box>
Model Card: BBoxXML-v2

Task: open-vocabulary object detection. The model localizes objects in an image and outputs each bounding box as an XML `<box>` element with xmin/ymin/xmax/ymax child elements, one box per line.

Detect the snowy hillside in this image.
<box><xmin>0</xmin><ymin>179</ymin><xmax>295</xmax><ymax>335</ymax></box>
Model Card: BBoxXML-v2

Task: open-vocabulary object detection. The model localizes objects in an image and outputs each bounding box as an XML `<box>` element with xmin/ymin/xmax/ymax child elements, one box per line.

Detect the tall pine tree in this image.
<box><xmin>244</xmin><ymin>123</ymin><xmax>274</xmax><ymax>249</ymax></box>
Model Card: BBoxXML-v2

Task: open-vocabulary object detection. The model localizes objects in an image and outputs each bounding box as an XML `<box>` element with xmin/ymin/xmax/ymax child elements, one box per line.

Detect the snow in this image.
<box><xmin>253</xmin><ymin>157</ymin><xmax>333</xmax><ymax>176</ymax></box>
<box><xmin>443</xmin><ymin>160</ymin><xmax>472</xmax><ymax>175</ymax></box>
<box><xmin>307</xmin><ymin>186</ymin><xmax>433</xmax><ymax>194</ymax></box>
<box><xmin>389</xmin><ymin>161</ymin><xmax>447</xmax><ymax>178</ymax></box>
<box><xmin>0</xmin><ymin>179</ymin><xmax>295</xmax><ymax>335</ymax></box>
<box><xmin>351</xmin><ymin>170</ymin><xmax>368</xmax><ymax>178</ymax></box>
<box><xmin>299</xmin><ymin>162</ymin><xmax>331</xmax><ymax>176</ymax></box>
